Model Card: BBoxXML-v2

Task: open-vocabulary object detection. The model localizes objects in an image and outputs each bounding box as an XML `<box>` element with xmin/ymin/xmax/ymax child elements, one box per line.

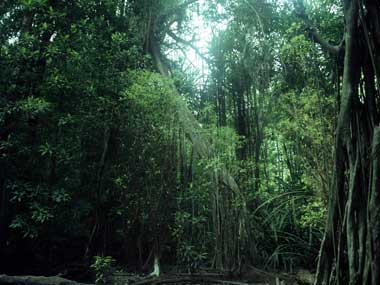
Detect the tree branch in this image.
<box><xmin>167</xmin><ymin>30</ymin><xmax>211</xmax><ymax>64</ymax></box>
<box><xmin>305</xmin><ymin>26</ymin><xmax>343</xmax><ymax>55</ymax></box>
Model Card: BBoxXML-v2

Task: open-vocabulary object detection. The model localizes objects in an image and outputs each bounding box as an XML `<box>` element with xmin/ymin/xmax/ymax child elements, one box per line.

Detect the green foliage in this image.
<box><xmin>0</xmin><ymin>0</ymin><xmax>337</xmax><ymax>276</ymax></box>
<box><xmin>18</xmin><ymin>97</ymin><xmax>52</xmax><ymax>115</ymax></box>
<box><xmin>8</xmin><ymin>181</ymin><xmax>70</xmax><ymax>238</ymax></box>
<box><xmin>177</xmin><ymin>243</ymin><xmax>207</xmax><ymax>272</ymax></box>
<box><xmin>91</xmin><ymin>256</ymin><xmax>115</xmax><ymax>285</ymax></box>
<box><xmin>299</xmin><ymin>198</ymin><xmax>326</xmax><ymax>229</ymax></box>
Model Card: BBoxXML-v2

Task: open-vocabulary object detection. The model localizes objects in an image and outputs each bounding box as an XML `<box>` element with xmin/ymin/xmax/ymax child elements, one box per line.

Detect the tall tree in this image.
<box><xmin>296</xmin><ymin>0</ymin><xmax>380</xmax><ymax>283</ymax></box>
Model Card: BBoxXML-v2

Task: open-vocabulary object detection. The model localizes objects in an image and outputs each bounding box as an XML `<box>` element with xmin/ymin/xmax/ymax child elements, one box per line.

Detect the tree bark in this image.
<box><xmin>314</xmin><ymin>0</ymin><xmax>380</xmax><ymax>284</ymax></box>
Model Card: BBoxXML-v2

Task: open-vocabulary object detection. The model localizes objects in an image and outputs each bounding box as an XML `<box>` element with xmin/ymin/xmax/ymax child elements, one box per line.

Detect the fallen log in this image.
<box><xmin>0</xmin><ymin>274</ymin><xmax>93</xmax><ymax>285</ymax></box>
<box><xmin>132</xmin><ymin>273</ymin><xmax>253</xmax><ymax>285</ymax></box>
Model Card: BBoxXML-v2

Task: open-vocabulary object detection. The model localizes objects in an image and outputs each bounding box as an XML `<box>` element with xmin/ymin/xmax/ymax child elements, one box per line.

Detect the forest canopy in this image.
<box><xmin>1</xmin><ymin>0</ymin><xmax>379</xmax><ymax>284</ymax></box>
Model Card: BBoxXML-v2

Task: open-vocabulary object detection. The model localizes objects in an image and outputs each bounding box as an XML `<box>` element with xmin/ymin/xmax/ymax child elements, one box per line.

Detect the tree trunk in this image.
<box><xmin>0</xmin><ymin>158</ymin><xmax>10</xmax><ymax>252</ymax></box>
<box><xmin>315</xmin><ymin>0</ymin><xmax>380</xmax><ymax>284</ymax></box>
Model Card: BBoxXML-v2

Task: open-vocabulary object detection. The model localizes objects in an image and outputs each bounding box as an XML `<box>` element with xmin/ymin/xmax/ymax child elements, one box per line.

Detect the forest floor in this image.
<box><xmin>107</xmin><ymin>266</ymin><xmax>313</xmax><ymax>285</ymax></box>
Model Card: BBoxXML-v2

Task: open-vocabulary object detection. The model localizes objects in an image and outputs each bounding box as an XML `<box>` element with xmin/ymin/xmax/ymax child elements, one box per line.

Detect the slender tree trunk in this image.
<box><xmin>0</xmin><ymin>158</ymin><xmax>10</xmax><ymax>253</ymax></box>
<box><xmin>252</xmin><ymin>88</ymin><xmax>262</xmax><ymax>192</ymax></box>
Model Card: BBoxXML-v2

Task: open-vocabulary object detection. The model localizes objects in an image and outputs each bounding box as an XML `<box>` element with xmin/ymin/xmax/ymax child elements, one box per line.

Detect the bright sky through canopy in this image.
<box><xmin>166</xmin><ymin>0</ymin><xmax>227</xmax><ymax>83</ymax></box>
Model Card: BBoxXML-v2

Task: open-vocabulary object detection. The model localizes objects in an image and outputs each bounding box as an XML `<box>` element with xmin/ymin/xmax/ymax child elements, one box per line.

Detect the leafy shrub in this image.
<box><xmin>91</xmin><ymin>256</ymin><xmax>115</xmax><ymax>285</ymax></box>
<box><xmin>178</xmin><ymin>243</ymin><xmax>207</xmax><ymax>273</ymax></box>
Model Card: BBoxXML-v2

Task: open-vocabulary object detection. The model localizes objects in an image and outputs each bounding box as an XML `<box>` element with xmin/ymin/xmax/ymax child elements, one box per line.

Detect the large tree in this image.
<box><xmin>297</xmin><ymin>0</ymin><xmax>380</xmax><ymax>283</ymax></box>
